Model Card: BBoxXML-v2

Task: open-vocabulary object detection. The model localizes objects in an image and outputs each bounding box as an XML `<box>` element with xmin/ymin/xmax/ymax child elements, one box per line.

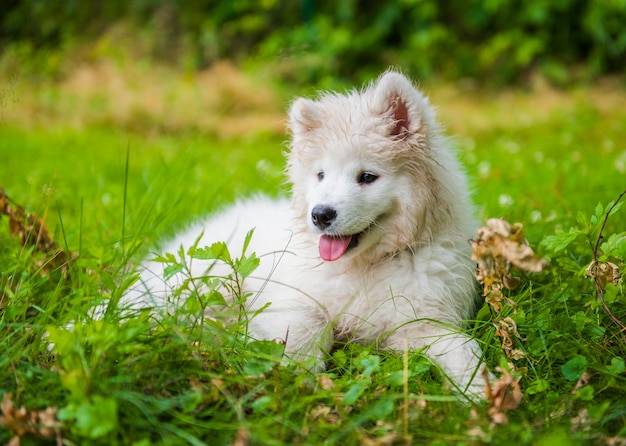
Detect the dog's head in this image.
<box><xmin>287</xmin><ymin>71</ymin><xmax>462</xmax><ymax>263</ymax></box>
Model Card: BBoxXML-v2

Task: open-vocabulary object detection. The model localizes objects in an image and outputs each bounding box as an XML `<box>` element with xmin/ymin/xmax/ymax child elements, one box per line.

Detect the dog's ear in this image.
<box><xmin>372</xmin><ymin>72</ymin><xmax>424</xmax><ymax>139</ymax></box>
<box><xmin>288</xmin><ymin>98</ymin><xmax>323</xmax><ymax>135</ymax></box>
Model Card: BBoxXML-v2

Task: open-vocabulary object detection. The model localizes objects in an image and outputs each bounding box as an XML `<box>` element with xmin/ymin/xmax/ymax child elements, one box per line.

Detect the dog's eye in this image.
<box><xmin>358</xmin><ymin>172</ymin><xmax>379</xmax><ymax>185</ymax></box>
<box><xmin>317</xmin><ymin>171</ymin><xmax>325</xmax><ymax>181</ymax></box>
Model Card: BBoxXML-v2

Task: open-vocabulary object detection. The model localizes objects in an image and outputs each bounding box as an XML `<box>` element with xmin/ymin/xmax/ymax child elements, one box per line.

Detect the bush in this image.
<box><xmin>1</xmin><ymin>1</ymin><xmax>625</xmax><ymax>85</ymax></box>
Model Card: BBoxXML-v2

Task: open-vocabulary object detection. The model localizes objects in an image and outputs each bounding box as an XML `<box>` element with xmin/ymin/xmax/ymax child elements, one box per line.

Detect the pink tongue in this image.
<box><xmin>319</xmin><ymin>235</ymin><xmax>352</xmax><ymax>261</ymax></box>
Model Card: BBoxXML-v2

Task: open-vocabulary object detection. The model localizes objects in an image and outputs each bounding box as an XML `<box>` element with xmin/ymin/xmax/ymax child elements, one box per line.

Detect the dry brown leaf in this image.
<box><xmin>472</xmin><ymin>218</ymin><xmax>546</xmax><ymax>365</ymax></box>
<box><xmin>483</xmin><ymin>367</ymin><xmax>522</xmax><ymax>425</ymax></box>
<box><xmin>309</xmin><ymin>405</ymin><xmax>340</xmax><ymax>424</ymax></box>
<box><xmin>570</xmin><ymin>408</ymin><xmax>592</xmax><ymax>433</ymax></box>
<box><xmin>586</xmin><ymin>261</ymin><xmax>621</xmax><ymax>290</ymax></box>
<box><xmin>0</xmin><ymin>393</ymin><xmax>62</xmax><ymax>443</ymax></box>
<box><xmin>572</xmin><ymin>371</ymin><xmax>593</xmax><ymax>393</ymax></box>
<box><xmin>316</xmin><ymin>375</ymin><xmax>337</xmax><ymax>391</ymax></box>
<box><xmin>507</xmin><ymin>349</ymin><xmax>526</xmax><ymax>361</ymax></box>
<box><xmin>309</xmin><ymin>405</ymin><xmax>331</xmax><ymax>420</ymax></box>
<box><xmin>605</xmin><ymin>436</ymin><xmax>626</xmax><ymax>446</ymax></box>
<box><xmin>484</xmin><ymin>285</ymin><xmax>518</xmax><ymax>314</ymax></box>
<box><xmin>0</xmin><ymin>393</ymin><xmax>29</xmax><ymax>436</ymax></box>
<box><xmin>211</xmin><ymin>378</ymin><xmax>225</xmax><ymax>390</ymax></box>
<box><xmin>0</xmin><ymin>188</ymin><xmax>77</xmax><ymax>278</ymax></box>
<box><xmin>188</xmin><ymin>376</ymin><xmax>206</xmax><ymax>393</ymax></box>
<box><xmin>472</xmin><ymin>219</ymin><xmax>549</xmax><ymax>293</ymax></box>
<box><xmin>360</xmin><ymin>431</ymin><xmax>406</xmax><ymax>446</ymax></box>
<box><xmin>232</xmin><ymin>426</ymin><xmax>249</xmax><ymax>446</ymax></box>
<box><xmin>494</xmin><ymin>317</ymin><xmax>526</xmax><ymax>360</ymax></box>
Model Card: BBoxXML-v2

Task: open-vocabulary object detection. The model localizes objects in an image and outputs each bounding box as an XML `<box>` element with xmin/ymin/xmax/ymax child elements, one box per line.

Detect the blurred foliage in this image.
<box><xmin>1</xmin><ymin>0</ymin><xmax>625</xmax><ymax>86</ymax></box>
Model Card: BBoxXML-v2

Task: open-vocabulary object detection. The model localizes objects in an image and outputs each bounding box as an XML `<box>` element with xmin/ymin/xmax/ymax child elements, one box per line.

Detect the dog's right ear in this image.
<box><xmin>288</xmin><ymin>98</ymin><xmax>323</xmax><ymax>135</ymax></box>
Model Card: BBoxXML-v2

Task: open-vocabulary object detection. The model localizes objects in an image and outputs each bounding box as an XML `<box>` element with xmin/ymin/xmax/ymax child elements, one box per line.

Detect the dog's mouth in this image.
<box><xmin>318</xmin><ymin>233</ymin><xmax>359</xmax><ymax>261</ymax></box>
<box><xmin>318</xmin><ymin>219</ymin><xmax>380</xmax><ymax>261</ymax></box>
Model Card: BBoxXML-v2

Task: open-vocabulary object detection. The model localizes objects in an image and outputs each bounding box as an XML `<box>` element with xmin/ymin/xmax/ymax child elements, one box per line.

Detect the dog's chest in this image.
<box><xmin>311</xmin><ymin>260</ymin><xmax>426</xmax><ymax>326</ymax></box>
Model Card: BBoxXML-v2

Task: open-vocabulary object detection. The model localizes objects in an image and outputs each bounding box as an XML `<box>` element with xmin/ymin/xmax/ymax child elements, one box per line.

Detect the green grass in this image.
<box><xmin>1</xmin><ymin>75</ymin><xmax>625</xmax><ymax>445</ymax></box>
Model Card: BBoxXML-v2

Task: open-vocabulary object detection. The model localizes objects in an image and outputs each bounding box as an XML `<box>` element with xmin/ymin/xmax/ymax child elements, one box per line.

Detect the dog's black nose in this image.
<box><xmin>311</xmin><ymin>205</ymin><xmax>337</xmax><ymax>230</ymax></box>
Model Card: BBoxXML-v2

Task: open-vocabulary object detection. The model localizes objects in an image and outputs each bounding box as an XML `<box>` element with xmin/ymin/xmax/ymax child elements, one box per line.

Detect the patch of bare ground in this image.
<box><xmin>1</xmin><ymin>61</ymin><xmax>285</xmax><ymax>139</ymax></box>
<box><xmin>2</xmin><ymin>60</ymin><xmax>625</xmax><ymax>140</ymax></box>
<box><xmin>430</xmin><ymin>75</ymin><xmax>626</xmax><ymax>136</ymax></box>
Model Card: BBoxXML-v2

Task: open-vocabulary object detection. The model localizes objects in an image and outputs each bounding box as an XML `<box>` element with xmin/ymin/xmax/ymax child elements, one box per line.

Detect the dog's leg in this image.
<box><xmin>422</xmin><ymin>331</ymin><xmax>487</xmax><ymax>400</ymax></box>
<box><xmin>247</xmin><ymin>306</ymin><xmax>333</xmax><ymax>372</ymax></box>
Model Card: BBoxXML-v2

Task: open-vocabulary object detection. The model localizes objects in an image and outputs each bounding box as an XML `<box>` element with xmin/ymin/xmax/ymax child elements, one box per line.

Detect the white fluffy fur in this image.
<box><xmin>123</xmin><ymin>72</ymin><xmax>487</xmax><ymax>398</ymax></box>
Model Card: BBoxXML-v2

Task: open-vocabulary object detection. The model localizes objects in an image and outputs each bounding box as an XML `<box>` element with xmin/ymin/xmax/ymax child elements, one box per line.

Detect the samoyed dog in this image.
<box><xmin>124</xmin><ymin>71</ymin><xmax>487</xmax><ymax>398</ymax></box>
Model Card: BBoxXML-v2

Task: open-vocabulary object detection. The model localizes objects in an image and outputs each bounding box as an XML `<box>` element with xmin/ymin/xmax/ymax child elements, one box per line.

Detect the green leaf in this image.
<box><xmin>242</xmin><ymin>228</ymin><xmax>256</xmax><ymax>255</ymax></box>
<box><xmin>250</xmin><ymin>301</ymin><xmax>272</xmax><ymax>319</ymax></box>
<box><xmin>205</xmin><ymin>289</ymin><xmax>227</xmax><ymax>306</ymax></box>
<box><xmin>576</xmin><ymin>210</ymin><xmax>591</xmax><ymax>230</ymax></box>
<box><xmin>601</xmin><ymin>232</ymin><xmax>626</xmax><ymax>259</ymax></box>
<box><xmin>181</xmin><ymin>392</ymin><xmax>202</xmax><ymax>413</ymax></box>
<box><xmin>412</xmin><ymin>357</ymin><xmax>434</xmax><ymax>376</ymax></box>
<box><xmin>186</xmin><ymin>231</ymin><xmax>205</xmax><ymax>258</ymax></box>
<box><xmin>360</xmin><ymin>355</ymin><xmax>380</xmax><ymax>377</ymax></box>
<box><xmin>163</xmin><ymin>263</ymin><xmax>184</xmax><ymax>280</ymax></box>
<box><xmin>193</xmin><ymin>241</ymin><xmax>232</xmax><ymax>263</ymax></box>
<box><xmin>589</xmin><ymin>200</ymin><xmax>622</xmax><ymax>226</ymax></box>
<box><xmin>525</xmin><ymin>378</ymin><xmax>549</xmax><ymax>395</ymax></box>
<box><xmin>343</xmin><ymin>381</ymin><xmax>367</xmax><ymax>405</ymax></box>
<box><xmin>540</xmin><ymin>229</ymin><xmax>580</xmax><ymax>253</ymax></box>
<box><xmin>610</xmin><ymin>201</ymin><xmax>624</xmax><ymax>216</ymax></box>
<box><xmin>235</xmin><ymin>253</ymin><xmax>260</xmax><ymax>279</ymax></box>
<box><xmin>59</xmin><ymin>395</ymin><xmax>118</xmax><ymax>439</ymax></box>
<box><xmin>211</xmin><ymin>241</ymin><xmax>232</xmax><ymax>262</ymax></box>
<box><xmin>561</xmin><ymin>356</ymin><xmax>588</xmax><ymax>381</ymax></box>
<box><xmin>332</xmin><ymin>349</ymin><xmax>347</xmax><ymax>367</ymax></box>
<box><xmin>574</xmin><ymin>385</ymin><xmax>595</xmax><ymax>401</ymax></box>
<box><xmin>591</xmin><ymin>201</ymin><xmax>604</xmax><ymax>225</ymax></box>
<box><xmin>177</xmin><ymin>243</ymin><xmax>187</xmax><ymax>261</ymax></box>
<box><xmin>606</xmin><ymin>357</ymin><xmax>625</xmax><ymax>376</ymax></box>
<box><xmin>251</xmin><ymin>395</ymin><xmax>273</xmax><ymax>412</ymax></box>
<box><xmin>248</xmin><ymin>339</ymin><xmax>285</xmax><ymax>359</ymax></box>
<box><xmin>243</xmin><ymin>357</ymin><xmax>274</xmax><ymax>376</ymax></box>
<box><xmin>45</xmin><ymin>325</ymin><xmax>76</xmax><ymax>357</ymax></box>
<box><xmin>588</xmin><ymin>401</ymin><xmax>611</xmax><ymax>421</ymax></box>
<box><xmin>191</xmin><ymin>246</ymin><xmax>214</xmax><ymax>261</ymax></box>
<box><xmin>182</xmin><ymin>295</ymin><xmax>203</xmax><ymax>313</ymax></box>
<box><xmin>152</xmin><ymin>252</ymin><xmax>178</xmax><ymax>263</ymax></box>
<box><xmin>370</xmin><ymin>398</ymin><xmax>394</xmax><ymax>419</ymax></box>
<box><xmin>243</xmin><ymin>340</ymin><xmax>284</xmax><ymax>376</ymax></box>
<box><xmin>385</xmin><ymin>371</ymin><xmax>405</xmax><ymax>387</ymax></box>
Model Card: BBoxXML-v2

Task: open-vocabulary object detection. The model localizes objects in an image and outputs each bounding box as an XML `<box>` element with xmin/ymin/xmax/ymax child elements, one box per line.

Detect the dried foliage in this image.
<box><xmin>0</xmin><ymin>188</ymin><xmax>75</xmax><ymax>278</ymax></box>
<box><xmin>472</xmin><ymin>218</ymin><xmax>548</xmax><ymax>361</ymax></box>
<box><xmin>483</xmin><ymin>367</ymin><xmax>523</xmax><ymax>425</ymax></box>
<box><xmin>586</xmin><ymin>189</ymin><xmax>626</xmax><ymax>333</ymax></box>
<box><xmin>0</xmin><ymin>393</ymin><xmax>63</xmax><ymax>445</ymax></box>
<box><xmin>472</xmin><ymin>218</ymin><xmax>548</xmax><ymax>420</ymax></box>
<box><xmin>232</xmin><ymin>426</ymin><xmax>250</xmax><ymax>446</ymax></box>
<box><xmin>472</xmin><ymin>218</ymin><xmax>548</xmax><ymax>308</ymax></box>
<box><xmin>586</xmin><ymin>260</ymin><xmax>621</xmax><ymax>290</ymax></box>
<box><xmin>493</xmin><ymin>317</ymin><xmax>526</xmax><ymax>361</ymax></box>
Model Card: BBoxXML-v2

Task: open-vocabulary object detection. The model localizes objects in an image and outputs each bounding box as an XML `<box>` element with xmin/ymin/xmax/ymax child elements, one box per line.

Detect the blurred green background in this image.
<box><xmin>2</xmin><ymin>0</ymin><xmax>625</xmax><ymax>87</ymax></box>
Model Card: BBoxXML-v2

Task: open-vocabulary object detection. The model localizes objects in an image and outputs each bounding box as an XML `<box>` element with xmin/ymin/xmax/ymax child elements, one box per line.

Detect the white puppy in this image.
<box><xmin>124</xmin><ymin>71</ymin><xmax>487</xmax><ymax>398</ymax></box>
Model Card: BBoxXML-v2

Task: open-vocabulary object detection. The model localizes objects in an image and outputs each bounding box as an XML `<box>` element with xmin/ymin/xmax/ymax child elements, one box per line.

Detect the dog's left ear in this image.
<box><xmin>372</xmin><ymin>72</ymin><xmax>424</xmax><ymax>139</ymax></box>
<box><xmin>288</xmin><ymin>98</ymin><xmax>323</xmax><ymax>136</ymax></box>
